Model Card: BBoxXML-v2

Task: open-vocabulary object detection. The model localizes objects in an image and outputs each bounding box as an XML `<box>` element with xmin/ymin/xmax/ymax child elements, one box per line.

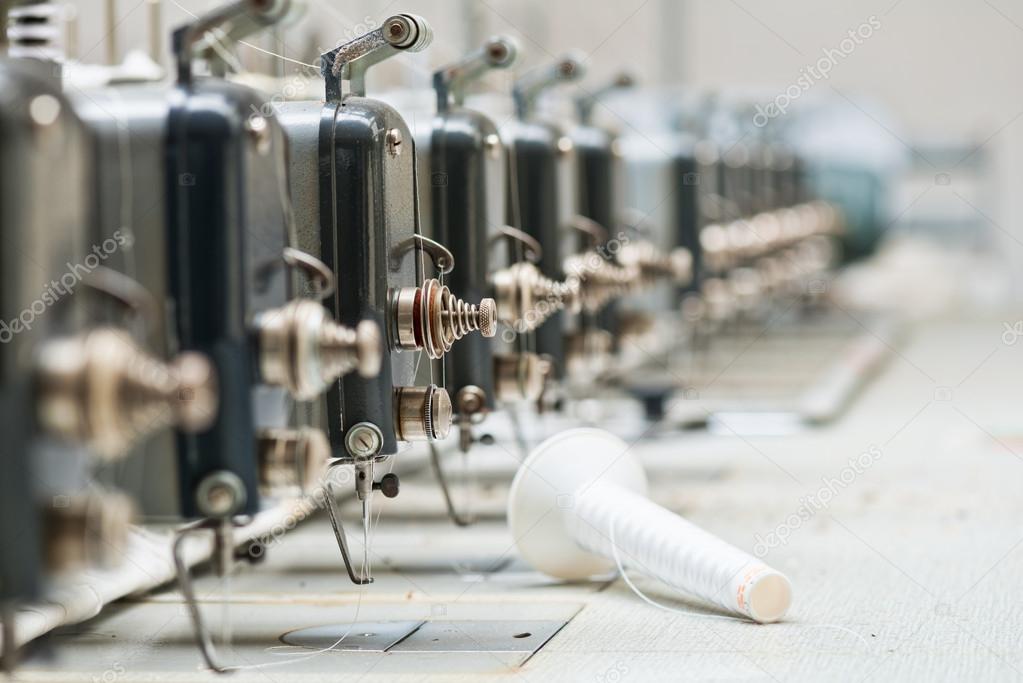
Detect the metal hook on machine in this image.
<box><xmin>282</xmin><ymin>246</ymin><xmax>336</xmax><ymax>299</ymax></box>
<box><xmin>172</xmin><ymin>0</ymin><xmax>292</xmax><ymax>85</ymax></box>
<box><xmin>390</xmin><ymin>234</ymin><xmax>455</xmax><ymax>276</ymax></box>
<box><xmin>81</xmin><ymin>265</ymin><xmax>160</xmax><ymax>336</ymax></box>
<box><xmin>434</xmin><ymin>35</ymin><xmax>518</xmax><ymax>112</ymax></box>
<box><xmin>323</xmin><ymin>479</ymin><xmax>374</xmax><ymax>585</ymax></box>
<box><xmin>413</xmin><ymin>234</ymin><xmax>455</xmax><ymax>276</ymax></box>
<box><xmin>489</xmin><ymin>225</ymin><xmax>543</xmax><ymax>265</ymax></box>
<box><xmin>172</xmin><ymin>518</ymin><xmax>238</xmax><ymax>674</ymax></box>
<box><xmin>428</xmin><ymin>441</ymin><xmax>479</xmax><ymax>528</ymax></box>
<box><xmin>575</xmin><ymin>72</ymin><xmax>635</xmax><ymax>125</ymax></box>
<box><xmin>512</xmin><ymin>51</ymin><xmax>586</xmax><ymax>120</ymax></box>
<box><xmin>320</xmin><ymin>13</ymin><xmax>433</xmax><ymax>102</ymax></box>
<box><xmin>565</xmin><ymin>214</ymin><xmax>610</xmax><ymax>250</ymax></box>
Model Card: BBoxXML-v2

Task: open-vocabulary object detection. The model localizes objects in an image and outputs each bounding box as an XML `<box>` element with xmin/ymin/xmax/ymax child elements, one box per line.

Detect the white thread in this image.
<box><xmin>218</xmin><ymin>589</ymin><xmax>367</xmax><ymax>671</ymax></box>
<box><xmin>168</xmin><ymin>1</ymin><xmax>196</xmax><ymax>18</ymax></box>
<box><xmin>607</xmin><ymin>506</ymin><xmax>870</xmax><ymax>649</ymax></box>
<box><xmin>572</xmin><ymin>481</ymin><xmax>791</xmax><ymax>623</ymax></box>
<box><xmin>237</xmin><ymin>40</ymin><xmax>319</xmax><ymax>69</ymax></box>
<box><xmin>169</xmin><ymin>0</ymin><xmax>318</xmax><ymax>70</ymax></box>
<box><xmin>218</xmin><ymin>455</ymin><xmax>398</xmax><ymax>671</ymax></box>
<box><xmin>220</xmin><ymin>530</ymin><xmax>370</xmax><ymax>670</ymax></box>
<box><xmin>608</xmin><ymin>518</ymin><xmax>750</xmax><ymax>623</ymax></box>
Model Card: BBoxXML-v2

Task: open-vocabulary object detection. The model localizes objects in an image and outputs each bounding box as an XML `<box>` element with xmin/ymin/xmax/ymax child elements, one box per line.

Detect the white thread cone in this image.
<box><xmin>572</xmin><ymin>482</ymin><xmax>791</xmax><ymax>623</ymax></box>
<box><xmin>508</xmin><ymin>428</ymin><xmax>792</xmax><ymax>623</ymax></box>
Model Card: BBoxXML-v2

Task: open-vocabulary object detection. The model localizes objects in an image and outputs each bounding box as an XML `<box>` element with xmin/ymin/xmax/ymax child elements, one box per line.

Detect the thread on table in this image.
<box><xmin>219</xmin><ymin>457</ymin><xmax>398</xmax><ymax>671</ymax></box>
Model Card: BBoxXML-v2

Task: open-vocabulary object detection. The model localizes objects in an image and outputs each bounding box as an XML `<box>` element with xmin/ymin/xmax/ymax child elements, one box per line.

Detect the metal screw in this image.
<box><xmin>484</xmin><ymin>133</ymin><xmax>501</xmax><ymax>160</ymax></box>
<box><xmin>486</xmin><ymin>39</ymin><xmax>510</xmax><ymax>64</ymax></box>
<box><xmin>346</xmin><ymin>422</ymin><xmax>384</xmax><ymax>459</ymax></box>
<box><xmin>28</xmin><ymin>94</ymin><xmax>61</xmax><ymax>127</ymax></box>
<box><xmin>196</xmin><ymin>471</ymin><xmax>246</xmax><ymax>518</ymax></box>
<box><xmin>246</xmin><ymin>115</ymin><xmax>271</xmax><ymax>156</ymax></box>
<box><xmin>456</xmin><ymin>385</ymin><xmax>487</xmax><ymax>415</ymax></box>
<box><xmin>386</xmin><ymin>17</ymin><xmax>410</xmax><ymax>44</ymax></box>
<box><xmin>386</xmin><ymin>128</ymin><xmax>403</xmax><ymax>157</ymax></box>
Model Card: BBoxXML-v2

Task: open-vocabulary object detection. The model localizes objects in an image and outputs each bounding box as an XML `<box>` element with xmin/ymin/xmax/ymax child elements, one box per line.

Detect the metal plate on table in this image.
<box><xmin>280</xmin><ymin>620</ymin><xmax>424</xmax><ymax>652</ymax></box>
<box><xmin>388</xmin><ymin>619</ymin><xmax>568</xmax><ymax>656</ymax></box>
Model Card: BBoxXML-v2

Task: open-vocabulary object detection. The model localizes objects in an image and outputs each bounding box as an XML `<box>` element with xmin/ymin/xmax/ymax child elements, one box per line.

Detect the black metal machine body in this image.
<box><xmin>164</xmin><ymin>79</ymin><xmax>290</xmax><ymax>518</ymax></box>
<box><xmin>429</xmin><ymin>37</ymin><xmax>519</xmax><ymax>419</ymax></box>
<box><xmin>280</xmin><ymin>15</ymin><xmax>505</xmax><ymax>518</ymax></box>
<box><xmin>572</xmin><ymin>76</ymin><xmax>631</xmax><ymax>343</ymax></box>
<box><xmin>504</xmin><ymin>54</ymin><xmax>585</xmax><ymax>381</ymax></box>
<box><xmin>0</xmin><ymin>55</ymin><xmax>90</xmax><ymax>635</ymax></box>
<box><xmin>311</xmin><ymin>17</ymin><xmax>429</xmax><ymax>460</ymax></box>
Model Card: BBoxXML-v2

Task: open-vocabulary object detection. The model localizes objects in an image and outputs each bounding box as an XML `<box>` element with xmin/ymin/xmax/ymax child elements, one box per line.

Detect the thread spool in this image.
<box><xmin>507</xmin><ymin>428</ymin><xmax>792</xmax><ymax>623</ymax></box>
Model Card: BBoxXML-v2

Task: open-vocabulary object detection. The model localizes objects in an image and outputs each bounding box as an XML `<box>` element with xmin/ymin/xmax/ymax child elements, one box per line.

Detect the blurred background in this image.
<box><xmin>68</xmin><ymin>0</ymin><xmax>1023</xmax><ymax>313</ymax></box>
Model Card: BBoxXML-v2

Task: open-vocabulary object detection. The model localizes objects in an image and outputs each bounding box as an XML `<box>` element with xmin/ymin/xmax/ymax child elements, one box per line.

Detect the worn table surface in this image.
<box><xmin>20</xmin><ymin>316</ymin><xmax>1023</xmax><ymax>682</ymax></box>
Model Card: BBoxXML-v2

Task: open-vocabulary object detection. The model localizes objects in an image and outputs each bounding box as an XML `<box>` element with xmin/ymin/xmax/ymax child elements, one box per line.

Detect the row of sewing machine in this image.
<box><xmin>0</xmin><ymin>0</ymin><xmax>842</xmax><ymax>668</ymax></box>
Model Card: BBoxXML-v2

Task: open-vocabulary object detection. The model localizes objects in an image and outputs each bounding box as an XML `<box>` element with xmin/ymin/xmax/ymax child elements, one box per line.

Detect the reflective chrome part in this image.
<box><xmin>563</xmin><ymin>250</ymin><xmax>637</xmax><ymax>313</ymax></box>
<box><xmin>34</xmin><ymin>328</ymin><xmax>217</xmax><ymax>459</ymax></box>
<box><xmin>492</xmin><ymin>261</ymin><xmax>581</xmax><ymax>331</ymax></box>
<box><xmin>434</xmin><ymin>35</ymin><xmax>518</xmax><ymax>110</ymax></box>
<box><xmin>618</xmin><ymin>242</ymin><xmax>693</xmax><ymax>288</ymax></box>
<box><xmin>493</xmin><ymin>353</ymin><xmax>549</xmax><ymax>402</ymax></box>
<box><xmin>257</xmin><ymin>427</ymin><xmax>330</xmax><ymax>495</ymax></box>
<box><xmin>256</xmin><ymin>299</ymin><xmax>382</xmax><ymax>400</ymax></box>
<box><xmin>513</xmin><ymin>51</ymin><xmax>586</xmax><ymax>119</ymax></box>
<box><xmin>43</xmin><ymin>490</ymin><xmax>135</xmax><ymax>573</ymax></box>
<box><xmin>345</xmin><ymin>422</ymin><xmax>385</xmax><ymax>460</ymax></box>
<box><xmin>322</xmin><ymin>12</ymin><xmax>432</xmax><ymax>99</ymax></box>
<box><xmin>455</xmin><ymin>385</ymin><xmax>488</xmax><ymax>417</ymax></box>
<box><xmin>393</xmin><ymin>278</ymin><xmax>496</xmax><ymax>359</ymax></box>
<box><xmin>393</xmin><ymin>384</ymin><xmax>453</xmax><ymax>442</ymax></box>
<box><xmin>194</xmin><ymin>470</ymin><xmax>247</xmax><ymax>519</ymax></box>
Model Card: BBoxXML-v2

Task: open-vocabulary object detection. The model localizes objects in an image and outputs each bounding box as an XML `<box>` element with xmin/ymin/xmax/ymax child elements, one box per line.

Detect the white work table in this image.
<box><xmin>20</xmin><ymin>316</ymin><xmax>1023</xmax><ymax>682</ymax></box>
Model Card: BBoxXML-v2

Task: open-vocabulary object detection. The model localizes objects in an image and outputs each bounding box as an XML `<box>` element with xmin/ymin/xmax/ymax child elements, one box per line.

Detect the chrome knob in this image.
<box><xmin>393</xmin><ymin>384</ymin><xmax>452</xmax><ymax>441</ymax></box>
<box><xmin>257</xmin><ymin>427</ymin><xmax>331</xmax><ymax>494</ymax></box>
<box><xmin>493</xmin><ymin>352</ymin><xmax>548</xmax><ymax>402</ymax></box>
<box><xmin>256</xmin><ymin>299</ymin><xmax>382</xmax><ymax>401</ymax></box>
<box><xmin>492</xmin><ymin>261</ymin><xmax>580</xmax><ymax>331</ymax></box>
<box><xmin>44</xmin><ymin>490</ymin><xmax>134</xmax><ymax>572</ymax></box>
<box><xmin>35</xmin><ymin>328</ymin><xmax>217</xmax><ymax>459</ymax></box>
